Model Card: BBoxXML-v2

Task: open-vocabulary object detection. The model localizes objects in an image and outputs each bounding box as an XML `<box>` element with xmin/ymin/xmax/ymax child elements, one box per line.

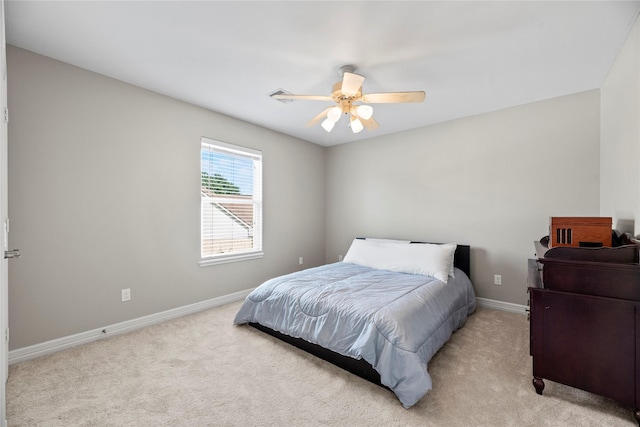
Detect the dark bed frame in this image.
<box><xmin>249</xmin><ymin>243</ymin><xmax>472</xmax><ymax>389</ymax></box>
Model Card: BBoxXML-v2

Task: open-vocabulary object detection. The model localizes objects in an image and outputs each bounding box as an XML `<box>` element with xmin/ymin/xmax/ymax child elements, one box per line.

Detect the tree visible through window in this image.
<box><xmin>200</xmin><ymin>138</ymin><xmax>262</xmax><ymax>265</ymax></box>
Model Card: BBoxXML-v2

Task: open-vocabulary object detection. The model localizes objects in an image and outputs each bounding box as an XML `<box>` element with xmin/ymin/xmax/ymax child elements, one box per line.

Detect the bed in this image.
<box><xmin>233</xmin><ymin>238</ymin><xmax>476</xmax><ymax>408</ymax></box>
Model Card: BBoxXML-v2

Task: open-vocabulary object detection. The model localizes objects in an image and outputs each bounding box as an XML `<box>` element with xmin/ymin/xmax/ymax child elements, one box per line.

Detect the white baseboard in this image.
<box><xmin>476</xmin><ymin>297</ymin><xmax>528</xmax><ymax>315</ymax></box>
<box><xmin>8</xmin><ymin>289</ymin><xmax>253</xmax><ymax>365</ymax></box>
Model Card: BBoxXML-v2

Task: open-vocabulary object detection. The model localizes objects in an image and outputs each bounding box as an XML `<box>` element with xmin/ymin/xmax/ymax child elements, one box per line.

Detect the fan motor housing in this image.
<box><xmin>332</xmin><ymin>82</ymin><xmax>361</xmax><ymax>113</ymax></box>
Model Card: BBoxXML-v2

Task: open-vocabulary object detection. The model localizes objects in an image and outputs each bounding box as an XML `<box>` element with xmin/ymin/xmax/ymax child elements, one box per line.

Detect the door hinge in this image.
<box><xmin>3</xmin><ymin>108</ymin><xmax>7</xmax><ymax>124</ymax></box>
<box><xmin>4</xmin><ymin>327</ymin><xmax>8</xmax><ymax>344</ymax></box>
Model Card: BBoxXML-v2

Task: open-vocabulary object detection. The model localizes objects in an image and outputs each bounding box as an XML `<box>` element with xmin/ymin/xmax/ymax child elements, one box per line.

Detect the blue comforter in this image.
<box><xmin>233</xmin><ymin>262</ymin><xmax>476</xmax><ymax>408</ymax></box>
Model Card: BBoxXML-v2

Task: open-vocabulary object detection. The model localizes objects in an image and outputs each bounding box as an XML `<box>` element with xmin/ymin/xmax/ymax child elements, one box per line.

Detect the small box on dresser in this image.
<box><xmin>549</xmin><ymin>216</ymin><xmax>612</xmax><ymax>248</ymax></box>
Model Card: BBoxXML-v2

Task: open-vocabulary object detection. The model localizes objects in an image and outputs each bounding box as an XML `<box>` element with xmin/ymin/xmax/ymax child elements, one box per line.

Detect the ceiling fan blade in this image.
<box><xmin>306</xmin><ymin>107</ymin><xmax>333</xmax><ymax>127</ymax></box>
<box><xmin>361</xmin><ymin>116</ymin><xmax>380</xmax><ymax>131</ymax></box>
<box><xmin>341</xmin><ymin>72</ymin><xmax>365</xmax><ymax>96</ymax></box>
<box><xmin>361</xmin><ymin>91</ymin><xmax>426</xmax><ymax>104</ymax></box>
<box><xmin>272</xmin><ymin>94</ymin><xmax>334</xmax><ymax>102</ymax></box>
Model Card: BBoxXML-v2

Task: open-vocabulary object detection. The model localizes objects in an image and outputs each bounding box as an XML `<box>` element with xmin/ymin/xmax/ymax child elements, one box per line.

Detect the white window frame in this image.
<box><xmin>199</xmin><ymin>137</ymin><xmax>263</xmax><ymax>267</ymax></box>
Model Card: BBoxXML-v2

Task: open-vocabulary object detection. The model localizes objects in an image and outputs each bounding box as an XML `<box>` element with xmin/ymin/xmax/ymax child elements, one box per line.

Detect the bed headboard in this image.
<box><xmin>355</xmin><ymin>238</ymin><xmax>471</xmax><ymax>278</ymax></box>
<box><xmin>451</xmin><ymin>244</ymin><xmax>471</xmax><ymax>278</ymax></box>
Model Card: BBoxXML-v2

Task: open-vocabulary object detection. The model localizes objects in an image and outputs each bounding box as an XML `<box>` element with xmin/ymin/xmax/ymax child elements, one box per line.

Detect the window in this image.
<box><xmin>200</xmin><ymin>137</ymin><xmax>263</xmax><ymax>266</ymax></box>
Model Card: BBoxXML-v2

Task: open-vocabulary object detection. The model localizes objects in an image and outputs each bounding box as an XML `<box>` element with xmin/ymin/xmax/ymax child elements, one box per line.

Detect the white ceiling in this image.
<box><xmin>5</xmin><ymin>1</ymin><xmax>640</xmax><ymax>146</ymax></box>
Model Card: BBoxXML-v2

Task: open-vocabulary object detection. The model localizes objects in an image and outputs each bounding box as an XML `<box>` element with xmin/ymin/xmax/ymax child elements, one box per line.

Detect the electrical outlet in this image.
<box><xmin>121</xmin><ymin>288</ymin><xmax>131</xmax><ymax>302</ymax></box>
<box><xmin>338</xmin><ymin>254</ymin><xmax>343</xmax><ymax>261</ymax></box>
<box><xmin>298</xmin><ymin>257</ymin><xmax>303</xmax><ymax>265</ymax></box>
<box><xmin>494</xmin><ymin>275</ymin><xmax>502</xmax><ymax>285</ymax></box>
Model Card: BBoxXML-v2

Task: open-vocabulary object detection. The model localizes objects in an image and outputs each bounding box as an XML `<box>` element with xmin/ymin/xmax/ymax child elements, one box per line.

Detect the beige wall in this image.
<box><xmin>326</xmin><ymin>90</ymin><xmax>601</xmax><ymax>306</ymax></box>
<box><xmin>600</xmin><ymin>15</ymin><xmax>640</xmax><ymax>235</ymax></box>
<box><xmin>7</xmin><ymin>46</ymin><xmax>326</xmax><ymax>349</ymax></box>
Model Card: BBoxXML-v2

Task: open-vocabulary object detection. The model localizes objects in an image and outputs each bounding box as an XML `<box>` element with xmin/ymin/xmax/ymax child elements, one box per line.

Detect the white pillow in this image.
<box><xmin>365</xmin><ymin>238</ymin><xmax>411</xmax><ymax>244</ymax></box>
<box><xmin>343</xmin><ymin>239</ymin><xmax>457</xmax><ymax>283</ymax></box>
<box><xmin>360</xmin><ymin>238</ymin><xmax>455</xmax><ymax>278</ymax></box>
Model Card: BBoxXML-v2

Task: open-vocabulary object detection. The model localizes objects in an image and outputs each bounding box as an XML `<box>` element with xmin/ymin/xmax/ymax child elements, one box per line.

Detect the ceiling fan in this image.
<box><xmin>271</xmin><ymin>65</ymin><xmax>426</xmax><ymax>134</ymax></box>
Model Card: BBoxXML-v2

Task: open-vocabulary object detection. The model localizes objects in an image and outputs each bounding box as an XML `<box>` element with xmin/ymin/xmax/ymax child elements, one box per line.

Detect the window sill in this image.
<box><xmin>199</xmin><ymin>251</ymin><xmax>264</xmax><ymax>267</ymax></box>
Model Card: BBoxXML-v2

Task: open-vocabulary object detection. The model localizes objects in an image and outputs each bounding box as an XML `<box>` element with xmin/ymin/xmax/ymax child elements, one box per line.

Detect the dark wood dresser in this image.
<box><xmin>528</xmin><ymin>240</ymin><xmax>640</xmax><ymax>423</ymax></box>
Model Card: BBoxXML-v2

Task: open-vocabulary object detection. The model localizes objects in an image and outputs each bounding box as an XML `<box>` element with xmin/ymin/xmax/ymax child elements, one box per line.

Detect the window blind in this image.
<box><xmin>200</xmin><ymin>138</ymin><xmax>262</xmax><ymax>265</ymax></box>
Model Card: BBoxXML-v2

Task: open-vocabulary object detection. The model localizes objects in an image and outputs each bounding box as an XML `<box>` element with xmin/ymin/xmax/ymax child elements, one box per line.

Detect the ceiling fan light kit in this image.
<box><xmin>356</xmin><ymin>104</ymin><xmax>373</xmax><ymax>120</ymax></box>
<box><xmin>327</xmin><ymin>106</ymin><xmax>342</xmax><ymax>122</ymax></box>
<box><xmin>321</xmin><ymin>117</ymin><xmax>336</xmax><ymax>133</ymax></box>
<box><xmin>271</xmin><ymin>65</ymin><xmax>425</xmax><ymax>134</ymax></box>
<box><xmin>350</xmin><ymin>115</ymin><xmax>364</xmax><ymax>133</ymax></box>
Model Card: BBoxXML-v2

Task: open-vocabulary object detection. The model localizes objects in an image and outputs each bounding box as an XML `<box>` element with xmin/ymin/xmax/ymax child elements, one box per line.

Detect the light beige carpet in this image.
<box><xmin>6</xmin><ymin>302</ymin><xmax>636</xmax><ymax>426</ymax></box>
